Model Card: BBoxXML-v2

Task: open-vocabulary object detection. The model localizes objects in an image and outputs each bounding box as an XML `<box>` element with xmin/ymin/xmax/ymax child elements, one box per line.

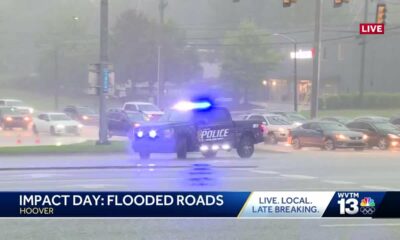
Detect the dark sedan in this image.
<box><xmin>390</xmin><ymin>116</ymin><xmax>400</xmax><ymax>128</ymax></box>
<box><xmin>107</xmin><ymin>109</ymin><xmax>148</xmax><ymax>138</ymax></box>
<box><xmin>63</xmin><ymin>106</ymin><xmax>98</xmax><ymax>125</ymax></box>
<box><xmin>0</xmin><ymin>107</ymin><xmax>31</xmax><ymax>130</ymax></box>
<box><xmin>290</xmin><ymin>121</ymin><xmax>367</xmax><ymax>151</ymax></box>
<box><xmin>347</xmin><ymin>120</ymin><xmax>400</xmax><ymax>150</ymax></box>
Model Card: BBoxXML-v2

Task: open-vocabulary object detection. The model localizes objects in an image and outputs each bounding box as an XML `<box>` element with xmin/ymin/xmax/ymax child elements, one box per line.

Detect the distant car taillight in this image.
<box><xmin>259</xmin><ymin>123</ymin><xmax>268</xmax><ymax>133</ymax></box>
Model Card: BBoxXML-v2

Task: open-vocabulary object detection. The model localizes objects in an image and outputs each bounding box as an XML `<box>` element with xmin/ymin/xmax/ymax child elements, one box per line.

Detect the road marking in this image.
<box><xmin>321</xmin><ymin>223</ymin><xmax>400</xmax><ymax>228</ymax></box>
<box><xmin>249</xmin><ymin>169</ymin><xmax>279</xmax><ymax>175</ymax></box>
<box><xmin>17</xmin><ymin>173</ymin><xmax>66</xmax><ymax>179</ymax></box>
<box><xmin>362</xmin><ymin>185</ymin><xmax>393</xmax><ymax>190</ymax></box>
<box><xmin>279</xmin><ymin>174</ymin><xmax>317</xmax><ymax>180</ymax></box>
<box><xmin>66</xmin><ymin>184</ymin><xmax>120</xmax><ymax>189</ymax></box>
<box><xmin>322</xmin><ymin>180</ymin><xmax>355</xmax><ymax>185</ymax></box>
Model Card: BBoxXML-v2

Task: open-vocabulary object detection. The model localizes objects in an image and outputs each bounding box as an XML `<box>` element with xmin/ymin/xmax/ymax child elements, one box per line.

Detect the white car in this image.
<box><xmin>244</xmin><ymin>113</ymin><xmax>295</xmax><ymax>144</ymax></box>
<box><xmin>122</xmin><ymin>102</ymin><xmax>164</xmax><ymax>120</ymax></box>
<box><xmin>0</xmin><ymin>99</ymin><xmax>34</xmax><ymax>114</ymax></box>
<box><xmin>33</xmin><ymin>113</ymin><xmax>83</xmax><ymax>136</ymax></box>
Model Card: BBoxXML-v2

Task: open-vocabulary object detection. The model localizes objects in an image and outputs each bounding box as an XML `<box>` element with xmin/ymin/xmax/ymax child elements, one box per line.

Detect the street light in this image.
<box><xmin>272</xmin><ymin>33</ymin><xmax>298</xmax><ymax>112</ymax></box>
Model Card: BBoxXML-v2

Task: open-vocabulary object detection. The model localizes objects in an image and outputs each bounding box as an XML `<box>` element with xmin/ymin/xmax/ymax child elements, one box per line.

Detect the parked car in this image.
<box><xmin>107</xmin><ymin>109</ymin><xmax>148</xmax><ymax>138</ymax></box>
<box><xmin>352</xmin><ymin>116</ymin><xmax>390</xmax><ymax>122</ymax></box>
<box><xmin>346</xmin><ymin>120</ymin><xmax>400</xmax><ymax>150</ymax></box>
<box><xmin>290</xmin><ymin>121</ymin><xmax>367</xmax><ymax>151</ymax></box>
<box><xmin>122</xmin><ymin>102</ymin><xmax>164</xmax><ymax>121</ymax></box>
<box><xmin>0</xmin><ymin>107</ymin><xmax>31</xmax><ymax>130</ymax></box>
<box><xmin>244</xmin><ymin>113</ymin><xmax>294</xmax><ymax>144</ymax></box>
<box><xmin>271</xmin><ymin>111</ymin><xmax>307</xmax><ymax>126</ymax></box>
<box><xmin>63</xmin><ymin>105</ymin><xmax>98</xmax><ymax>125</ymax></box>
<box><xmin>0</xmin><ymin>99</ymin><xmax>34</xmax><ymax>114</ymax></box>
<box><xmin>33</xmin><ymin>113</ymin><xmax>83</xmax><ymax>136</ymax></box>
<box><xmin>319</xmin><ymin>116</ymin><xmax>351</xmax><ymax>125</ymax></box>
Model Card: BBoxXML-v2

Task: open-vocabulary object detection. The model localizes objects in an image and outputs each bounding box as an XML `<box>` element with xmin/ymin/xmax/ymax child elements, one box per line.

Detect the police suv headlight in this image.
<box><xmin>149</xmin><ymin>129</ymin><xmax>157</xmax><ymax>138</ymax></box>
<box><xmin>163</xmin><ymin>128</ymin><xmax>174</xmax><ymax>138</ymax></box>
<box><xmin>136</xmin><ymin>130</ymin><xmax>144</xmax><ymax>138</ymax></box>
<box><xmin>56</xmin><ymin>124</ymin><xmax>65</xmax><ymax>129</ymax></box>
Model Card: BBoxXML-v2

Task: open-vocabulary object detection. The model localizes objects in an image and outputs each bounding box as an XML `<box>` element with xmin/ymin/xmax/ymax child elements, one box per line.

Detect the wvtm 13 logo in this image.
<box><xmin>337</xmin><ymin>193</ymin><xmax>376</xmax><ymax>216</ymax></box>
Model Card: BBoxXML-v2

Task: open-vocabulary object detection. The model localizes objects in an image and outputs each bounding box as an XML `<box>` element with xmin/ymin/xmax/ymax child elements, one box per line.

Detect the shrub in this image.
<box><xmin>321</xmin><ymin>93</ymin><xmax>400</xmax><ymax>109</ymax></box>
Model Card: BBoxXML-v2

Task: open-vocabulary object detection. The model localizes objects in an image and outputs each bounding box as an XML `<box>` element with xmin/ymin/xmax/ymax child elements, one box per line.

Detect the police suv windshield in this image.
<box><xmin>163</xmin><ymin>108</ymin><xmax>231</xmax><ymax>124</ymax></box>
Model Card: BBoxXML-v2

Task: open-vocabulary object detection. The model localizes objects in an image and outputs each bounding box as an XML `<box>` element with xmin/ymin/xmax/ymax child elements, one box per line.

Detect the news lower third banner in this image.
<box><xmin>1</xmin><ymin>191</ymin><xmax>400</xmax><ymax>218</ymax></box>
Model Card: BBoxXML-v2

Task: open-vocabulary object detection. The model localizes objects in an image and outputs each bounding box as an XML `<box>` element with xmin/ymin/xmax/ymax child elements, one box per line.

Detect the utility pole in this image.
<box><xmin>311</xmin><ymin>0</ymin><xmax>323</xmax><ymax>119</ymax></box>
<box><xmin>157</xmin><ymin>0</ymin><xmax>167</xmax><ymax>107</ymax></box>
<box><xmin>54</xmin><ymin>45</ymin><xmax>59</xmax><ymax>111</ymax></box>
<box><xmin>359</xmin><ymin>0</ymin><xmax>368</xmax><ymax>100</ymax></box>
<box><xmin>97</xmin><ymin>0</ymin><xmax>109</xmax><ymax>145</ymax></box>
<box><xmin>293</xmin><ymin>41</ymin><xmax>298</xmax><ymax>112</ymax></box>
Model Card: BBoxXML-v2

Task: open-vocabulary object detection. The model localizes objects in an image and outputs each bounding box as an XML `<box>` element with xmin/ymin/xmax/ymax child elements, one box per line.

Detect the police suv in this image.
<box><xmin>131</xmin><ymin>101</ymin><xmax>264</xmax><ymax>159</ymax></box>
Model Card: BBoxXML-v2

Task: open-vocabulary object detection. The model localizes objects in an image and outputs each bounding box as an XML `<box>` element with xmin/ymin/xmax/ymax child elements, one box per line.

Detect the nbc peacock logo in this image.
<box><xmin>360</xmin><ymin>197</ymin><xmax>376</xmax><ymax>215</ymax></box>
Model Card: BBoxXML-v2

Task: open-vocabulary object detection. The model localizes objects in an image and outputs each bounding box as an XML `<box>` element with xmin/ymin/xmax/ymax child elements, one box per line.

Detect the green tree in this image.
<box><xmin>110</xmin><ymin>9</ymin><xmax>200</xmax><ymax>97</ymax></box>
<box><xmin>221</xmin><ymin>20</ymin><xmax>280</xmax><ymax>103</ymax></box>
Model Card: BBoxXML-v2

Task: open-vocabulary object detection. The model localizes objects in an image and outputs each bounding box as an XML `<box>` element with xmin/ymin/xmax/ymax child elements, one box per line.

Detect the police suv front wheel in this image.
<box><xmin>176</xmin><ymin>138</ymin><xmax>188</xmax><ymax>159</ymax></box>
<box><xmin>139</xmin><ymin>152</ymin><xmax>150</xmax><ymax>159</ymax></box>
<box><xmin>237</xmin><ymin>135</ymin><xmax>254</xmax><ymax>159</ymax></box>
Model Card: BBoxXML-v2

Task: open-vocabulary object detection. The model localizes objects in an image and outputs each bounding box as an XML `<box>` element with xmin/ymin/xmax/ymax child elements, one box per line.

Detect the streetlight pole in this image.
<box><xmin>157</xmin><ymin>0</ymin><xmax>168</xmax><ymax>107</ymax></box>
<box><xmin>311</xmin><ymin>0</ymin><xmax>322</xmax><ymax>119</ymax></box>
<box><xmin>97</xmin><ymin>0</ymin><xmax>109</xmax><ymax>145</ymax></box>
<box><xmin>273</xmin><ymin>33</ymin><xmax>298</xmax><ymax>112</ymax></box>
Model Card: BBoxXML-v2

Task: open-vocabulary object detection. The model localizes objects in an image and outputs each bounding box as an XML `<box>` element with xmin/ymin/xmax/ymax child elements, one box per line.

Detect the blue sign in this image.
<box><xmin>103</xmin><ymin>68</ymin><xmax>109</xmax><ymax>93</ymax></box>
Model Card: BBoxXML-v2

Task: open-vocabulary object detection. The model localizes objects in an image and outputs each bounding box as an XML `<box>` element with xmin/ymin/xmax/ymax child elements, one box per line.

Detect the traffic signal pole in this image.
<box><xmin>97</xmin><ymin>0</ymin><xmax>109</xmax><ymax>145</ymax></box>
<box><xmin>359</xmin><ymin>0</ymin><xmax>368</xmax><ymax>100</ymax></box>
<box><xmin>311</xmin><ymin>0</ymin><xmax>322</xmax><ymax>119</ymax></box>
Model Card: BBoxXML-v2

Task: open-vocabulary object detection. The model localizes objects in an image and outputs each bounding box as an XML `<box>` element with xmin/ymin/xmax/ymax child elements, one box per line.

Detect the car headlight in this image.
<box><xmin>362</xmin><ymin>134</ymin><xmax>368</xmax><ymax>140</ymax></box>
<box><xmin>388</xmin><ymin>133</ymin><xmax>400</xmax><ymax>139</ymax></box>
<box><xmin>163</xmin><ymin>128</ymin><xmax>174</xmax><ymax>138</ymax></box>
<box><xmin>149</xmin><ymin>129</ymin><xmax>157</xmax><ymax>138</ymax></box>
<box><xmin>56</xmin><ymin>124</ymin><xmax>65</xmax><ymax>129</ymax></box>
<box><xmin>336</xmin><ymin>134</ymin><xmax>347</xmax><ymax>140</ymax></box>
<box><xmin>82</xmin><ymin>115</ymin><xmax>89</xmax><ymax>120</ymax></box>
<box><xmin>78</xmin><ymin>124</ymin><xmax>83</xmax><ymax>128</ymax></box>
<box><xmin>278</xmin><ymin>128</ymin><xmax>285</xmax><ymax>132</ymax></box>
<box><xmin>29</xmin><ymin>108</ymin><xmax>34</xmax><ymax>114</ymax></box>
<box><xmin>5</xmin><ymin>117</ymin><xmax>12</xmax><ymax>122</ymax></box>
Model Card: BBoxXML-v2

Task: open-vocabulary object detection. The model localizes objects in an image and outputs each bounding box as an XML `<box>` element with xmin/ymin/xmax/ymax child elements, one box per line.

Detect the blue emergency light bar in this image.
<box><xmin>172</xmin><ymin>101</ymin><xmax>212</xmax><ymax>111</ymax></box>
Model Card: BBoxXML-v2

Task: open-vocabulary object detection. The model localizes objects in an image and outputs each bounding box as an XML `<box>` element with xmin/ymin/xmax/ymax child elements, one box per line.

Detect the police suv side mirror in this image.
<box><xmin>195</xmin><ymin>120</ymin><xmax>207</xmax><ymax>125</ymax></box>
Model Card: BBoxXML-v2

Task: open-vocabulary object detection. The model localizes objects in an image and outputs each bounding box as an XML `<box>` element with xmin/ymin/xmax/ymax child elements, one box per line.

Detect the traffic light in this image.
<box><xmin>333</xmin><ymin>0</ymin><xmax>349</xmax><ymax>8</ymax></box>
<box><xmin>283</xmin><ymin>0</ymin><xmax>297</xmax><ymax>8</ymax></box>
<box><xmin>376</xmin><ymin>3</ymin><xmax>387</xmax><ymax>24</ymax></box>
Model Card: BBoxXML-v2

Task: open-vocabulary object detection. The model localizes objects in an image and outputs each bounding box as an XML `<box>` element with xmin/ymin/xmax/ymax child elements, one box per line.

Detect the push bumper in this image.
<box><xmin>131</xmin><ymin>138</ymin><xmax>177</xmax><ymax>153</ymax></box>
